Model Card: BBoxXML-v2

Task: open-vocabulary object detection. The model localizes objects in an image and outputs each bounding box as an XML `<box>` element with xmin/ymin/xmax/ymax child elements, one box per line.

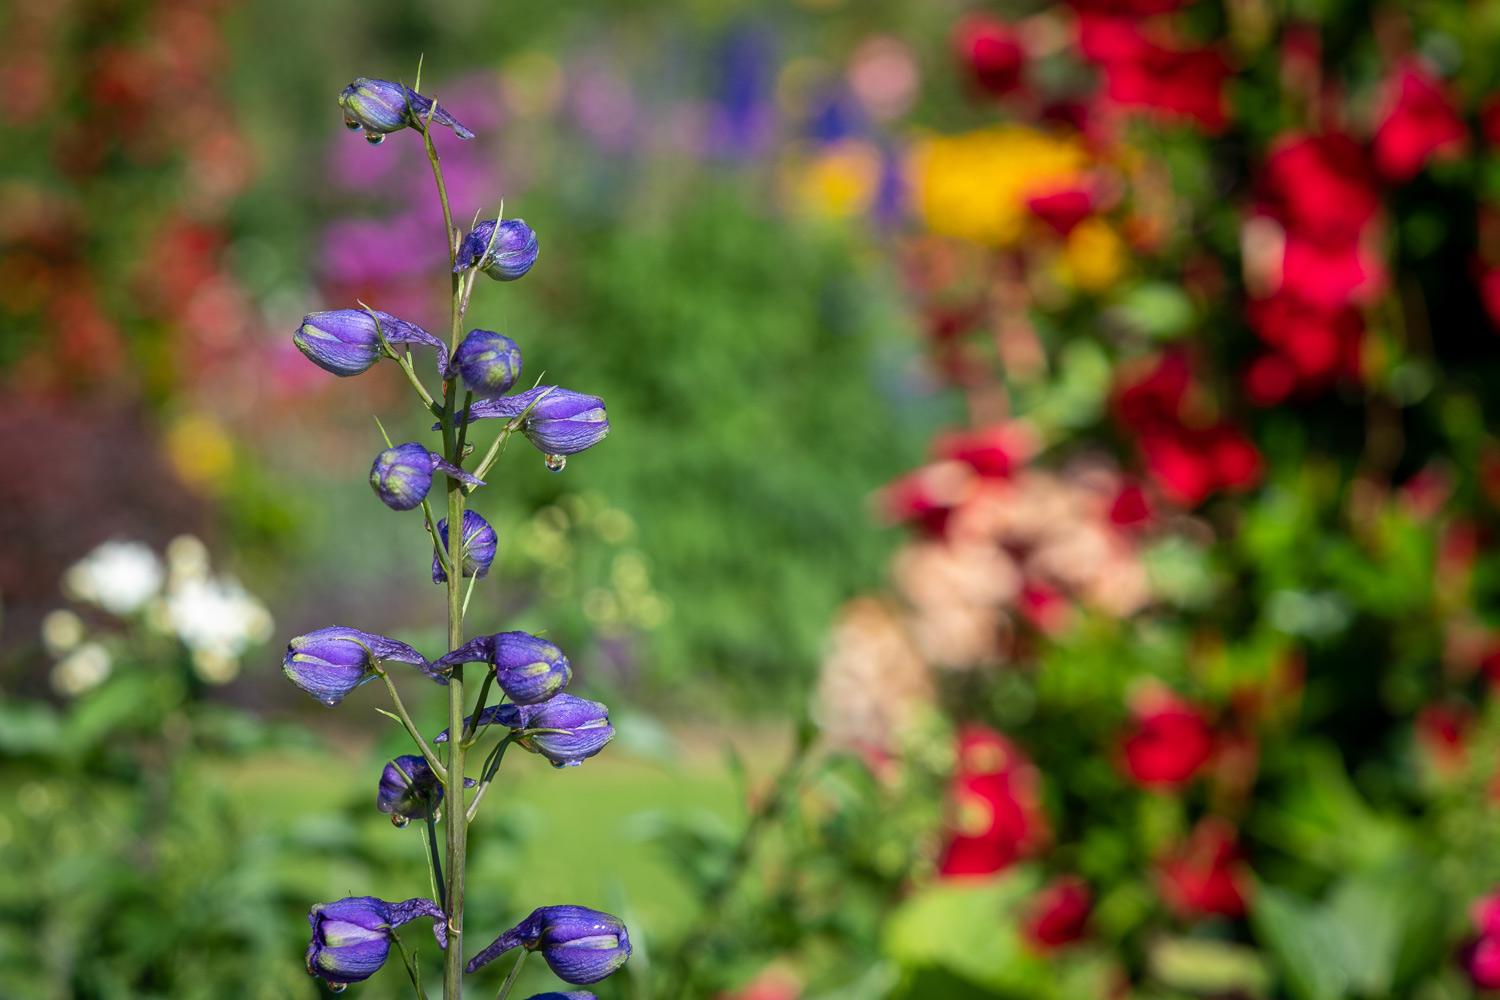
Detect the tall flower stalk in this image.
<box><xmin>285</xmin><ymin>69</ymin><xmax>627</xmax><ymax>1000</ymax></box>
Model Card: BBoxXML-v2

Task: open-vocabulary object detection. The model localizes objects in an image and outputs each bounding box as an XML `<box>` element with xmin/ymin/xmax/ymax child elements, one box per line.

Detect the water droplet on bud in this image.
<box><xmin>391</xmin><ymin>814</ymin><xmax>409</xmax><ymax>828</ymax></box>
<box><xmin>364</xmin><ymin>131</ymin><xmax>386</xmax><ymax>145</ymax></box>
<box><xmin>328</xmin><ymin>983</ymin><xmax>349</xmax><ymax>993</ymax></box>
<box><xmin>343</xmin><ymin>118</ymin><xmax>362</xmax><ymax>131</ymax></box>
<box><xmin>544</xmin><ymin>454</ymin><xmax>567</xmax><ymax>473</ymax></box>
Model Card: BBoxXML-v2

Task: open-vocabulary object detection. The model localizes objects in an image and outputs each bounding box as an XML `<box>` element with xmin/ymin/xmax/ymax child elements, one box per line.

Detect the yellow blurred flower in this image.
<box><xmin>166</xmin><ymin>412</ymin><xmax>234</xmax><ymax>494</ymax></box>
<box><xmin>1057</xmin><ymin>218</ymin><xmax>1127</xmax><ymax>292</ymax></box>
<box><xmin>790</xmin><ymin>139</ymin><xmax>882</xmax><ymax>219</ymax></box>
<box><xmin>911</xmin><ymin>126</ymin><xmax>1087</xmax><ymax>246</ymax></box>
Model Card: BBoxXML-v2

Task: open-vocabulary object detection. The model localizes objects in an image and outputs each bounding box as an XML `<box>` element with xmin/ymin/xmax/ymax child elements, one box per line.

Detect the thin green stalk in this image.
<box><xmin>425</xmin><ymin>810</ymin><xmax>446</xmax><ymax>911</ymax></box>
<box><xmin>465</xmin><ymin>736</ymin><xmax>512</xmax><ymax>824</ymax></box>
<box><xmin>494</xmin><ymin>950</ymin><xmax>528</xmax><ymax>1000</ymax></box>
<box><xmin>374</xmin><ymin>670</ymin><xmax>447</xmax><ymax>780</ymax></box>
<box><xmin>391</xmin><ymin>930</ymin><xmax>427</xmax><ymax>1000</ymax></box>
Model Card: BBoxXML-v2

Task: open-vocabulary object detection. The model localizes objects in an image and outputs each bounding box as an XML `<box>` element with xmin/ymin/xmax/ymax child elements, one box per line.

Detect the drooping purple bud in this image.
<box><xmin>377</xmin><ymin>754</ymin><xmax>442</xmax><ymax>825</ymax></box>
<box><xmin>306</xmin><ymin>896</ymin><xmax>447</xmax><ymax>986</ymax></box>
<box><xmin>448</xmin><ymin>695</ymin><xmax>613</xmax><ymax>767</ymax></box>
<box><xmin>338</xmin><ymin>77</ymin><xmax>475</xmax><ymax>141</ymax></box>
<box><xmin>294</xmin><ymin>309</ymin><xmax>447</xmax><ymax>377</ymax></box>
<box><xmin>522</xmin><ymin>389</ymin><xmax>610</xmax><ymax>456</ymax></box>
<box><xmin>430</xmin><ymin>631</ymin><xmax>572</xmax><ymax>705</ymax></box>
<box><xmin>432</xmin><ymin>509</ymin><xmax>499</xmax><ymax>584</ymax></box>
<box><xmin>451</xmin><ymin>329</ymin><xmax>523</xmax><ymax>397</ymax></box>
<box><xmin>466</xmin><ymin>905</ymin><xmax>631</xmax><ymax>984</ymax></box>
<box><xmin>370</xmin><ymin>443</ymin><xmax>484</xmax><ymax>511</ymax></box>
<box><xmin>282</xmin><ymin>626</ymin><xmax>431</xmax><ymax>706</ymax></box>
<box><xmin>521</xmin><ymin>994</ymin><xmax>597</xmax><ymax>1000</ymax></box>
<box><xmin>455</xmin><ymin>219</ymin><xmax>539</xmax><ymax>281</ymax></box>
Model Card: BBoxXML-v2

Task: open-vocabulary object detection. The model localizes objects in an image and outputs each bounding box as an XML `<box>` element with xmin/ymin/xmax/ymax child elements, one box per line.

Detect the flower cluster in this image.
<box><xmin>280</xmin><ymin>73</ymin><xmax>628</xmax><ymax>997</ymax></box>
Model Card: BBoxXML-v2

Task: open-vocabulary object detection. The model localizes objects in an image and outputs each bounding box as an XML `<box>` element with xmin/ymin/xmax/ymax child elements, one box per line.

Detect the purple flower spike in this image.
<box><xmin>505</xmin><ymin>695</ymin><xmax>614</xmax><ymax>767</ymax></box>
<box><xmin>306</xmin><ymin>896</ymin><xmax>447</xmax><ymax>986</ymax></box>
<box><xmin>451</xmin><ymin>328</ymin><xmax>523</xmax><ymax>397</ymax></box>
<box><xmin>432</xmin><ymin>509</ymin><xmax>499</xmax><ymax>584</ymax></box>
<box><xmin>466</xmin><ymin>905</ymin><xmax>630</xmax><ymax>985</ymax></box>
<box><xmin>282</xmin><ymin>626</ymin><xmax>430</xmax><ymax>706</ymax></box>
<box><xmin>338</xmin><ymin>77</ymin><xmax>475</xmax><ymax>141</ymax></box>
<box><xmin>370</xmin><ymin>442</ymin><xmax>484</xmax><ymax>511</ymax></box>
<box><xmin>294</xmin><ymin>308</ymin><xmax>447</xmax><ymax>378</ymax></box>
<box><xmin>455</xmin><ymin>219</ymin><xmax>539</xmax><ymax>281</ymax></box>
<box><xmin>430</xmin><ymin>631</ymin><xmax>572</xmax><ymax>705</ymax></box>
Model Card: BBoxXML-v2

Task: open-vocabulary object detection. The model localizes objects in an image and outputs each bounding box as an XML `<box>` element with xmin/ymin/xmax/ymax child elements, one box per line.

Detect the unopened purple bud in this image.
<box><xmin>338</xmin><ymin>77</ymin><xmax>475</xmax><ymax>141</ymax></box>
<box><xmin>498</xmin><ymin>694</ymin><xmax>614</xmax><ymax>767</ymax></box>
<box><xmin>306</xmin><ymin>896</ymin><xmax>447</xmax><ymax>986</ymax></box>
<box><xmin>377</xmin><ymin>754</ymin><xmax>442</xmax><ymax>824</ymax></box>
<box><xmin>466</xmin><ymin>905</ymin><xmax>630</xmax><ymax>984</ymax></box>
<box><xmin>522</xmin><ymin>389</ymin><xmax>609</xmax><ymax>456</ymax></box>
<box><xmin>294</xmin><ymin>308</ymin><xmax>448</xmax><ymax>377</ymax></box>
<box><xmin>432</xmin><ymin>509</ymin><xmax>498</xmax><ymax>583</ymax></box>
<box><xmin>370</xmin><ymin>443</ymin><xmax>483</xmax><ymax>511</ymax></box>
<box><xmin>522</xmin><ymin>993</ymin><xmax>596</xmax><ymax>1000</ymax></box>
<box><xmin>455</xmin><ymin>219</ymin><xmax>539</xmax><ymax>281</ymax></box>
<box><xmin>282</xmin><ymin>626</ymin><xmax>430</xmax><ymax>706</ymax></box>
<box><xmin>430</xmin><ymin>631</ymin><xmax>572</xmax><ymax>706</ymax></box>
<box><xmin>452</xmin><ymin>329</ymin><xmax>523</xmax><ymax>397</ymax></box>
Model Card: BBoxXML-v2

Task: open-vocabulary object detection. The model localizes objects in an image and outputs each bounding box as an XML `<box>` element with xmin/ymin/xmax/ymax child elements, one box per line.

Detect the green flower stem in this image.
<box><xmin>465</xmin><ymin>736</ymin><xmax>512</xmax><ymax>824</ymax></box>
<box><xmin>390</xmin><ymin>929</ymin><xmax>427</xmax><ymax>1000</ymax></box>
<box><xmin>374</xmin><ymin>669</ymin><xmax>447</xmax><ymax>780</ymax></box>
<box><xmin>424</xmin><ymin>809</ymin><xmax>446</xmax><ymax>911</ymax></box>
<box><xmin>494</xmin><ymin>949</ymin><xmax>528</xmax><ymax>1000</ymax></box>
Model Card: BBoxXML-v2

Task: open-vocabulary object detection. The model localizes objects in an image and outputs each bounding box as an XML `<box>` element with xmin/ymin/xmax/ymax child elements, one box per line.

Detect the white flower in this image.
<box><xmin>62</xmin><ymin>541</ymin><xmax>164</xmax><ymax>616</ymax></box>
<box><xmin>164</xmin><ymin>573</ymin><xmax>273</xmax><ymax>664</ymax></box>
<box><xmin>40</xmin><ymin>609</ymin><xmax>85</xmax><ymax>655</ymax></box>
<box><xmin>52</xmin><ymin>642</ymin><xmax>112</xmax><ymax>696</ymax></box>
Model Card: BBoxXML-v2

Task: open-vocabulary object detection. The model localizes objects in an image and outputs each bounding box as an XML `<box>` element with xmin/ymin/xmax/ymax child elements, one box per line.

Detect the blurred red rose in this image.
<box><xmin>1259</xmin><ymin>133</ymin><xmax>1379</xmax><ymax>246</ymax></box>
<box><xmin>934</xmin><ymin>422</ymin><xmax>1036</xmax><ymax>478</ymax></box>
<box><xmin>1027</xmin><ymin>186</ymin><xmax>1095</xmax><ymax>236</ymax></box>
<box><xmin>1077</xmin><ymin>17</ymin><xmax>1230</xmax><ymax>133</ymax></box>
<box><xmin>1464</xmin><ymin>893</ymin><xmax>1500</xmax><ymax>989</ymax></box>
<box><xmin>954</xmin><ymin>15</ymin><xmax>1026</xmax><ymax>98</ymax></box>
<box><xmin>1024</xmin><ymin>876</ymin><xmax>1092</xmax><ymax>950</ymax></box>
<box><xmin>1121</xmin><ymin>690</ymin><xmax>1214</xmax><ymax>788</ymax></box>
<box><xmin>1372</xmin><ymin>61</ymin><xmax>1467</xmax><ymax>182</ymax></box>
<box><xmin>939</xmin><ymin>726</ymin><xmax>1049</xmax><ymax>877</ymax></box>
<box><xmin>1108</xmin><ymin>481</ymin><xmax>1153</xmax><ymax>527</ymax></box>
<box><xmin>1138</xmin><ymin>425</ymin><xmax>1261</xmax><ymax>507</ymax></box>
<box><xmin>879</xmin><ymin>461</ymin><xmax>973</xmax><ymax>536</ymax></box>
<box><xmin>1157</xmin><ymin>818</ymin><xmax>1249</xmax><ymax>919</ymax></box>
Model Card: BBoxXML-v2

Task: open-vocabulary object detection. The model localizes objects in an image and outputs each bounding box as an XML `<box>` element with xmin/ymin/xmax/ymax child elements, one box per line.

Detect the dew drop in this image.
<box><xmin>328</xmin><ymin>983</ymin><xmax>349</xmax><ymax>994</ymax></box>
<box><xmin>343</xmin><ymin>117</ymin><xmax>362</xmax><ymax>131</ymax></box>
<box><xmin>544</xmin><ymin>454</ymin><xmax>567</xmax><ymax>473</ymax></box>
<box><xmin>364</xmin><ymin>131</ymin><xmax>386</xmax><ymax>145</ymax></box>
<box><xmin>390</xmin><ymin>814</ymin><xmax>409</xmax><ymax>828</ymax></box>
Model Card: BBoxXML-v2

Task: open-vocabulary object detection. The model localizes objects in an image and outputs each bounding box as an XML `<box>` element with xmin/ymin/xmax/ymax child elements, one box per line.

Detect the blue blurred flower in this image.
<box><xmin>432</xmin><ymin>509</ymin><xmax>499</xmax><ymax>584</ymax></box>
<box><xmin>339</xmin><ymin>77</ymin><xmax>475</xmax><ymax>142</ymax></box>
<box><xmin>282</xmin><ymin>626</ymin><xmax>433</xmax><ymax>706</ymax></box>
<box><xmin>451</xmin><ymin>328</ymin><xmax>524</xmax><ymax>397</ymax></box>
<box><xmin>294</xmin><ymin>308</ymin><xmax>448</xmax><ymax>377</ymax></box>
<box><xmin>431</xmin><ymin>631</ymin><xmax>571</xmax><ymax>705</ymax></box>
<box><xmin>455</xmin><ymin>219</ymin><xmax>539</xmax><ymax>281</ymax></box>
<box><xmin>370</xmin><ymin>443</ymin><xmax>483</xmax><ymax>511</ymax></box>
<box><xmin>306</xmin><ymin>896</ymin><xmax>447</xmax><ymax>986</ymax></box>
<box><xmin>465</xmin><ymin>905</ymin><xmax>630</xmax><ymax>984</ymax></box>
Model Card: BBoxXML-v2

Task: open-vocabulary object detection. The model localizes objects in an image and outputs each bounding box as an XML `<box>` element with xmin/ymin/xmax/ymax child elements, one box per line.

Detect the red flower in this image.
<box><xmin>1157</xmin><ymin>819</ymin><xmax>1249</xmax><ymax>919</ymax></box>
<box><xmin>1120</xmin><ymin>690</ymin><xmax>1214</xmax><ymax>788</ymax></box>
<box><xmin>1108</xmin><ymin>481</ymin><xmax>1153</xmax><ymax>528</ymax></box>
<box><xmin>933</xmin><ymin>423</ymin><xmax>1036</xmax><ymax>478</ymax></box>
<box><xmin>1138</xmin><ymin>425</ymin><xmax>1261</xmax><ymax>507</ymax></box>
<box><xmin>1372</xmin><ymin>61</ymin><xmax>1468</xmax><ymax>182</ymax></box>
<box><xmin>1463</xmin><ymin>893</ymin><xmax>1500</xmax><ymax>989</ymax></box>
<box><xmin>1024</xmin><ymin>877</ymin><xmax>1092</xmax><ymax>951</ymax></box>
<box><xmin>1077</xmin><ymin>17</ymin><xmax>1230</xmax><ymax>133</ymax></box>
<box><xmin>954</xmin><ymin>15</ymin><xmax>1025</xmax><ymax>99</ymax></box>
<box><xmin>879</xmin><ymin>462</ymin><xmax>973</xmax><ymax>537</ymax></box>
<box><xmin>1415</xmin><ymin>703</ymin><xmax>1471</xmax><ymax>779</ymax></box>
<box><xmin>1114</xmin><ymin>350</ymin><xmax>1193</xmax><ymax>429</ymax></box>
<box><xmin>1244</xmin><ymin>353</ymin><xmax>1298</xmax><ymax>407</ymax></box>
<box><xmin>1479</xmin><ymin>267</ymin><xmax>1500</xmax><ymax>329</ymax></box>
<box><xmin>1259</xmin><ymin>133</ymin><xmax>1379</xmax><ymax>246</ymax></box>
<box><xmin>1068</xmin><ymin>0</ymin><xmax>1191</xmax><ymax>17</ymax></box>
<box><xmin>938</xmin><ymin>726</ymin><xmax>1048</xmax><ymax>878</ymax></box>
<box><xmin>1027</xmin><ymin>186</ymin><xmax>1095</xmax><ymax>236</ymax></box>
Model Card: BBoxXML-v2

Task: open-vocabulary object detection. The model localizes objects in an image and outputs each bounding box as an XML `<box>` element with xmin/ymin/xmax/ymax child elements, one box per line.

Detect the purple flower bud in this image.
<box><xmin>294</xmin><ymin>309</ymin><xmax>447</xmax><ymax>377</ymax></box>
<box><xmin>306</xmin><ymin>896</ymin><xmax>447</xmax><ymax>986</ymax></box>
<box><xmin>338</xmin><ymin>77</ymin><xmax>475</xmax><ymax>142</ymax></box>
<box><xmin>370</xmin><ymin>443</ymin><xmax>484</xmax><ymax>511</ymax></box>
<box><xmin>455</xmin><ymin>219</ymin><xmax>539</xmax><ymax>281</ymax></box>
<box><xmin>446</xmin><ymin>694</ymin><xmax>612</xmax><ymax>767</ymax></box>
<box><xmin>523</xmin><ymin>994</ymin><xmax>596</xmax><ymax>1000</ymax></box>
<box><xmin>522</xmin><ymin>389</ymin><xmax>610</xmax><ymax>456</ymax></box>
<box><xmin>431</xmin><ymin>631</ymin><xmax>572</xmax><ymax>706</ymax></box>
<box><xmin>377</xmin><ymin>754</ymin><xmax>442</xmax><ymax>824</ymax></box>
<box><xmin>466</xmin><ymin>905</ymin><xmax>630</xmax><ymax>984</ymax></box>
<box><xmin>451</xmin><ymin>329</ymin><xmax>523</xmax><ymax>397</ymax></box>
<box><xmin>282</xmin><ymin>626</ymin><xmax>431</xmax><ymax>706</ymax></box>
<box><xmin>432</xmin><ymin>509</ymin><xmax>499</xmax><ymax>584</ymax></box>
